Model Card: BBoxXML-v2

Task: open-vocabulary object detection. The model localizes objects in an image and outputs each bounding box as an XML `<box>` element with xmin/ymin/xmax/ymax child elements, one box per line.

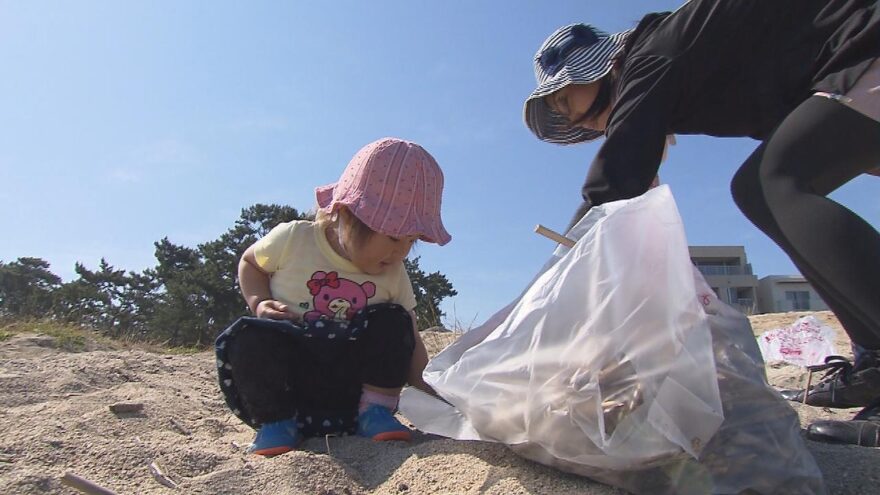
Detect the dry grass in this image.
<box><xmin>0</xmin><ymin>318</ymin><xmax>107</xmax><ymax>352</ymax></box>
<box><xmin>0</xmin><ymin>318</ymin><xmax>206</xmax><ymax>355</ymax></box>
<box><xmin>421</xmin><ymin>329</ymin><xmax>464</xmax><ymax>358</ymax></box>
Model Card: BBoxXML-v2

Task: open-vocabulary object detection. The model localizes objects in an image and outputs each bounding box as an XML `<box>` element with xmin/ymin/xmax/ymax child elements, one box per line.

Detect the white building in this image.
<box><xmin>757</xmin><ymin>275</ymin><xmax>830</xmax><ymax>313</ymax></box>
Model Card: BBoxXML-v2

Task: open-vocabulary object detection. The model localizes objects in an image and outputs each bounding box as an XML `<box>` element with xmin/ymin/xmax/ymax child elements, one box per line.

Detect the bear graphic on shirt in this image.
<box><xmin>303</xmin><ymin>271</ymin><xmax>376</xmax><ymax>322</ymax></box>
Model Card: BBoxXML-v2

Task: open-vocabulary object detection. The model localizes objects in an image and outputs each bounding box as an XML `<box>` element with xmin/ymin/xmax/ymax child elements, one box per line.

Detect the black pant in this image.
<box><xmin>215</xmin><ymin>303</ymin><xmax>415</xmax><ymax>436</ymax></box>
<box><xmin>732</xmin><ymin>96</ymin><xmax>880</xmax><ymax>350</ymax></box>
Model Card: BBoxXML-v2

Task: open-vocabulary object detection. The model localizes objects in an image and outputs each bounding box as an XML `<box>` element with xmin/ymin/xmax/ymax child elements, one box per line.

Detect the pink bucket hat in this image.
<box><xmin>315</xmin><ymin>137</ymin><xmax>452</xmax><ymax>246</ymax></box>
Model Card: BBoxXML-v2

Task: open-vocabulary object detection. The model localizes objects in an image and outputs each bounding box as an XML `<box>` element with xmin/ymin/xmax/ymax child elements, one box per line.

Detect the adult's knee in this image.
<box><xmin>730</xmin><ymin>155</ymin><xmax>767</xmax><ymax>224</ymax></box>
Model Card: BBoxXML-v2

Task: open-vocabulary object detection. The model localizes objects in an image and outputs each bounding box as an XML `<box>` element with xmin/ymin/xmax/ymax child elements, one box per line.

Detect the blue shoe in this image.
<box><xmin>356</xmin><ymin>404</ymin><xmax>412</xmax><ymax>441</ymax></box>
<box><xmin>249</xmin><ymin>419</ymin><xmax>301</xmax><ymax>456</ymax></box>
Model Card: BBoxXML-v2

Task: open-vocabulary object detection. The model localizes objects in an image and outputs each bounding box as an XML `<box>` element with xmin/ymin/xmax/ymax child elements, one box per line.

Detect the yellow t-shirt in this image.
<box><xmin>253</xmin><ymin>220</ymin><xmax>417</xmax><ymax>322</ymax></box>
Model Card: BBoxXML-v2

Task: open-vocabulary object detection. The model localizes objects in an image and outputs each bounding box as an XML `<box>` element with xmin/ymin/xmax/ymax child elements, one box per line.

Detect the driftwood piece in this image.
<box><xmin>108</xmin><ymin>402</ymin><xmax>144</xmax><ymax>414</ymax></box>
<box><xmin>170</xmin><ymin>418</ymin><xmax>192</xmax><ymax>436</ymax></box>
<box><xmin>149</xmin><ymin>460</ymin><xmax>179</xmax><ymax>489</ymax></box>
<box><xmin>60</xmin><ymin>472</ymin><xmax>118</xmax><ymax>495</ymax></box>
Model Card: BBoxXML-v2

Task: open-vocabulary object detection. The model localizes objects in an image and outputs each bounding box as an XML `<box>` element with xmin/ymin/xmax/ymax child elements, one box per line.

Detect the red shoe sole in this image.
<box><xmin>372</xmin><ymin>431</ymin><xmax>412</xmax><ymax>442</ymax></box>
<box><xmin>251</xmin><ymin>445</ymin><xmax>294</xmax><ymax>457</ymax></box>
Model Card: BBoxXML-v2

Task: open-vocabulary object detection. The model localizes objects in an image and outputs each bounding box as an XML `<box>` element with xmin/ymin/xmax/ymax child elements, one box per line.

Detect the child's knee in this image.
<box><xmin>355</xmin><ymin>304</ymin><xmax>415</xmax><ymax>350</ymax></box>
<box><xmin>352</xmin><ymin>305</ymin><xmax>414</xmax><ymax>388</ymax></box>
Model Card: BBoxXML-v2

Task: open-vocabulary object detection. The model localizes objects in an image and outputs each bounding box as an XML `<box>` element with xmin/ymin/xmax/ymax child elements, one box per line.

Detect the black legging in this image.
<box><xmin>732</xmin><ymin>95</ymin><xmax>880</xmax><ymax>350</ymax></box>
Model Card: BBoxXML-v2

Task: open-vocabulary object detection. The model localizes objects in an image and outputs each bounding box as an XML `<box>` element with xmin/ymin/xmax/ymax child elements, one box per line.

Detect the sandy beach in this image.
<box><xmin>1</xmin><ymin>310</ymin><xmax>878</xmax><ymax>494</ymax></box>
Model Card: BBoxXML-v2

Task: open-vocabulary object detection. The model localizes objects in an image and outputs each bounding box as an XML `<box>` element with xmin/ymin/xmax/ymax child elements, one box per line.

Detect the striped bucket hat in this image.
<box><xmin>316</xmin><ymin>137</ymin><xmax>452</xmax><ymax>246</ymax></box>
<box><xmin>523</xmin><ymin>23</ymin><xmax>631</xmax><ymax>144</ymax></box>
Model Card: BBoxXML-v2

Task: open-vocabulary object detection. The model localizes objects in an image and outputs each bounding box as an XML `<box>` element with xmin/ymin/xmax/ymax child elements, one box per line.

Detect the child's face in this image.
<box><xmin>349</xmin><ymin>232</ymin><xmax>418</xmax><ymax>275</ymax></box>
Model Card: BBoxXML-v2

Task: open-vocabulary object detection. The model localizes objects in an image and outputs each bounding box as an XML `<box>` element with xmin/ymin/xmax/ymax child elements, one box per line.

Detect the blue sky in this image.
<box><xmin>2</xmin><ymin>1</ymin><xmax>877</xmax><ymax>329</ymax></box>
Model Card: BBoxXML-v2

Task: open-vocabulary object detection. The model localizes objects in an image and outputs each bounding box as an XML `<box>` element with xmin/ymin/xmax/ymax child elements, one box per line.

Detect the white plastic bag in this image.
<box><xmin>401</xmin><ymin>186</ymin><xmax>826</xmax><ymax>494</ymax></box>
<box><xmin>758</xmin><ymin>315</ymin><xmax>837</xmax><ymax>367</ymax></box>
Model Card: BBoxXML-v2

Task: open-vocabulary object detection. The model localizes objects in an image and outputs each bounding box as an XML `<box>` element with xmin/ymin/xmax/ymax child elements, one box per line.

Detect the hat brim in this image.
<box><xmin>418</xmin><ymin>223</ymin><xmax>452</xmax><ymax>246</ymax></box>
<box><xmin>524</xmin><ymin>94</ymin><xmax>606</xmax><ymax>145</ymax></box>
<box><xmin>315</xmin><ymin>182</ymin><xmax>336</xmax><ymax>212</ymax></box>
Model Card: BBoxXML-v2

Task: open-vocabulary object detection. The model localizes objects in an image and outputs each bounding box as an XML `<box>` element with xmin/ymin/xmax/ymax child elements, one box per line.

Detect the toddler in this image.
<box><xmin>215</xmin><ymin>137</ymin><xmax>451</xmax><ymax>456</ymax></box>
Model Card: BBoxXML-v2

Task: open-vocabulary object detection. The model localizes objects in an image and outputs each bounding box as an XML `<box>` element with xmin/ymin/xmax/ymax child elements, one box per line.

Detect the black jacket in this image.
<box><xmin>579</xmin><ymin>0</ymin><xmax>880</xmax><ymax>218</ymax></box>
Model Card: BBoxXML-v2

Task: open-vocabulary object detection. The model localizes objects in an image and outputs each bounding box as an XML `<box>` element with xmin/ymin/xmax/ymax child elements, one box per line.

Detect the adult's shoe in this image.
<box><xmin>779</xmin><ymin>353</ymin><xmax>880</xmax><ymax>408</ymax></box>
<box><xmin>806</xmin><ymin>398</ymin><xmax>880</xmax><ymax>447</ymax></box>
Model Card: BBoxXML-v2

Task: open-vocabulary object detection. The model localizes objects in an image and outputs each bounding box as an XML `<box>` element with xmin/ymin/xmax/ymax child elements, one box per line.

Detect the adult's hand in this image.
<box><xmin>255</xmin><ymin>299</ymin><xmax>302</xmax><ymax>321</ymax></box>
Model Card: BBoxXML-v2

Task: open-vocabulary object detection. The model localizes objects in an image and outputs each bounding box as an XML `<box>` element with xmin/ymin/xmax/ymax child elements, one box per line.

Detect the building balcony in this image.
<box><xmin>695</xmin><ymin>265</ymin><xmax>753</xmax><ymax>276</ymax></box>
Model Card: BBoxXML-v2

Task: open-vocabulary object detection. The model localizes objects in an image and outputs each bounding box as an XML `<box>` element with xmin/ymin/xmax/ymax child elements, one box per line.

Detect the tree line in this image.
<box><xmin>0</xmin><ymin>204</ymin><xmax>457</xmax><ymax>347</ymax></box>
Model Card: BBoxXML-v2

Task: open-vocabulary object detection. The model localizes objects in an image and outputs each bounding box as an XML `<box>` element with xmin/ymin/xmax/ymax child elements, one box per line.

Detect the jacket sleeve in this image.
<box><xmin>573</xmin><ymin>55</ymin><xmax>678</xmax><ymax>226</ymax></box>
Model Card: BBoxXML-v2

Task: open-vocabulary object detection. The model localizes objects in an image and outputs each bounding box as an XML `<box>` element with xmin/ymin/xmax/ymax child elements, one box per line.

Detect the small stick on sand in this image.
<box><xmin>534</xmin><ymin>224</ymin><xmax>576</xmax><ymax>248</ymax></box>
<box><xmin>170</xmin><ymin>418</ymin><xmax>192</xmax><ymax>436</ymax></box>
<box><xmin>803</xmin><ymin>370</ymin><xmax>814</xmax><ymax>405</ymax></box>
<box><xmin>325</xmin><ymin>434</ymin><xmax>337</xmax><ymax>455</ymax></box>
<box><xmin>149</xmin><ymin>460</ymin><xmax>179</xmax><ymax>489</ymax></box>
<box><xmin>60</xmin><ymin>472</ymin><xmax>119</xmax><ymax>495</ymax></box>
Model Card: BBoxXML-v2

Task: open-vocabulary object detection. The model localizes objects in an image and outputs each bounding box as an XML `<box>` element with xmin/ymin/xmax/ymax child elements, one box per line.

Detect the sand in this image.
<box><xmin>1</xmin><ymin>311</ymin><xmax>878</xmax><ymax>494</ymax></box>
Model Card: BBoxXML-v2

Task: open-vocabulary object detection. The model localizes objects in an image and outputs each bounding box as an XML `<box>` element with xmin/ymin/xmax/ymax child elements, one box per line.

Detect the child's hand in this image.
<box><xmin>255</xmin><ymin>299</ymin><xmax>302</xmax><ymax>321</ymax></box>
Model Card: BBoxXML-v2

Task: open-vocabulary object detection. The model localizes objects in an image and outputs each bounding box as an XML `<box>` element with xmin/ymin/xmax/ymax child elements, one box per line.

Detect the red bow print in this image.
<box><xmin>307</xmin><ymin>271</ymin><xmax>340</xmax><ymax>295</ymax></box>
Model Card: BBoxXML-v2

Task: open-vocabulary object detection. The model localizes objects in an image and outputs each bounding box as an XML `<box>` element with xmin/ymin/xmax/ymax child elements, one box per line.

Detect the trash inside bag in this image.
<box><xmin>758</xmin><ymin>315</ymin><xmax>838</xmax><ymax>367</ymax></box>
<box><xmin>400</xmin><ymin>186</ymin><xmax>826</xmax><ymax>495</ymax></box>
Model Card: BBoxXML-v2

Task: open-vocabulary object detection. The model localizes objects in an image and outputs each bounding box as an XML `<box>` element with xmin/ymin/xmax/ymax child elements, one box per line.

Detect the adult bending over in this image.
<box><xmin>523</xmin><ymin>0</ymin><xmax>880</xmax><ymax>447</ymax></box>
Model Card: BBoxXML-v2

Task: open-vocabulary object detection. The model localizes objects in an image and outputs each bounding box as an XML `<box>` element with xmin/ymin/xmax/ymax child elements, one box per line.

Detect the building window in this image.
<box><xmin>785</xmin><ymin>291</ymin><xmax>811</xmax><ymax>310</ymax></box>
